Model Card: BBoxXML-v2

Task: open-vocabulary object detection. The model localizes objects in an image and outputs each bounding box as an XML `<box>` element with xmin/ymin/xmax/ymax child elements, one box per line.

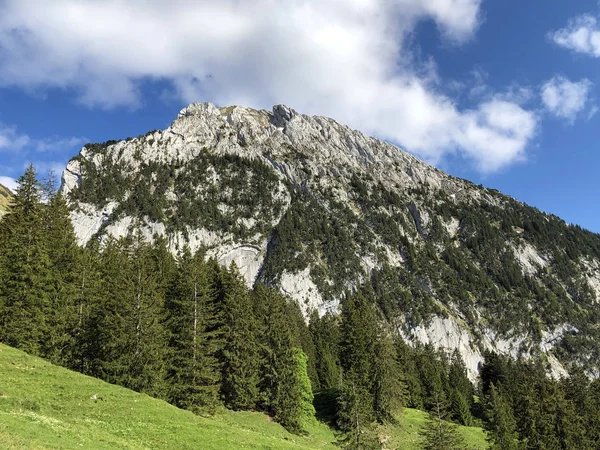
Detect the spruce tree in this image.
<box><xmin>371</xmin><ymin>331</ymin><xmax>407</xmax><ymax>424</ymax></box>
<box><xmin>166</xmin><ymin>248</ymin><xmax>222</xmax><ymax>414</ymax></box>
<box><xmin>0</xmin><ymin>165</ymin><xmax>51</xmax><ymax>355</ymax></box>
<box><xmin>337</xmin><ymin>377</ymin><xmax>381</xmax><ymax>450</ymax></box>
<box><xmin>420</xmin><ymin>392</ymin><xmax>467</xmax><ymax>450</ymax></box>
<box><xmin>41</xmin><ymin>191</ymin><xmax>81</xmax><ymax>366</ymax></box>
<box><xmin>218</xmin><ymin>263</ymin><xmax>259</xmax><ymax>410</ymax></box>
<box><xmin>309</xmin><ymin>311</ymin><xmax>341</xmax><ymax>391</ymax></box>
<box><xmin>485</xmin><ymin>384</ymin><xmax>521</xmax><ymax>450</ymax></box>
<box><xmin>88</xmin><ymin>235</ymin><xmax>168</xmax><ymax>398</ymax></box>
<box><xmin>275</xmin><ymin>348</ymin><xmax>316</xmax><ymax>434</ymax></box>
<box><xmin>253</xmin><ymin>283</ymin><xmax>294</xmax><ymax>411</ymax></box>
<box><xmin>337</xmin><ymin>291</ymin><xmax>379</xmax><ymax>448</ymax></box>
<box><xmin>448</xmin><ymin>349</ymin><xmax>474</xmax><ymax>426</ymax></box>
<box><xmin>553</xmin><ymin>385</ymin><xmax>588</xmax><ymax>450</ymax></box>
<box><xmin>72</xmin><ymin>239</ymin><xmax>104</xmax><ymax>374</ymax></box>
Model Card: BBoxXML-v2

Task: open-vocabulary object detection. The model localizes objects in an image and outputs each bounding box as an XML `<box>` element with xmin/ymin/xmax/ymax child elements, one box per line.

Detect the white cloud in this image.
<box><xmin>0</xmin><ymin>123</ymin><xmax>86</xmax><ymax>154</ymax></box>
<box><xmin>550</xmin><ymin>14</ymin><xmax>600</xmax><ymax>57</ymax></box>
<box><xmin>541</xmin><ymin>76</ymin><xmax>594</xmax><ymax>122</ymax></box>
<box><xmin>0</xmin><ymin>125</ymin><xmax>31</xmax><ymax>152</ymax></box>
<box><xmin>0</xmin><ymin>0</ymin><xmax>537</xmax><ymax>172</ymax></box>
<box><xmin>0</xmin><ymin>176</ymin><xmax>18</xmax><ymax>192</ymax></box>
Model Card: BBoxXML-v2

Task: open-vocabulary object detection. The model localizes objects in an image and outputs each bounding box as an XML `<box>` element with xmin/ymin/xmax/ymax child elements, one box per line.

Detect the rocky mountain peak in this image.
<box><xmin>61</xmin><ymin>102</ymin><xmax>600</xmax><ymax>380</ymax></box>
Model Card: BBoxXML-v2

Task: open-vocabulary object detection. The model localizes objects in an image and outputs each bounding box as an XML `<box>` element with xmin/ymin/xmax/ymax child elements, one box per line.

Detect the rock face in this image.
<box><xmin>62</xmin><ymin>102</ymin><xmax>600</xmax><ymax>379</ymax></box>
<box><xmin>0</xmin><ymin>183</ymin><xmax>12</xmax><ymax>218</ymax></box>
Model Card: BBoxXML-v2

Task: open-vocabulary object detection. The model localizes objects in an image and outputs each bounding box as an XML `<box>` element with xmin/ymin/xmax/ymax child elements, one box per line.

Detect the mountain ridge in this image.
<box><xmin>61</xmin><ymin>102</ymin><xmax>600</xmax><ymax>380</ymax></box>
<box><xmin>0</xmin><ymin>183</ymin><xmax>13</xmax><ymax>217</ymax></box>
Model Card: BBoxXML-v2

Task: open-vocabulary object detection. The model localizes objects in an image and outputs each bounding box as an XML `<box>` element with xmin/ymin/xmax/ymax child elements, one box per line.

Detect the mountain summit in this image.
<box><xmin>61</xmin><ymin>103</ymin><xmax>600</xmax><ymax>379</ymax></box>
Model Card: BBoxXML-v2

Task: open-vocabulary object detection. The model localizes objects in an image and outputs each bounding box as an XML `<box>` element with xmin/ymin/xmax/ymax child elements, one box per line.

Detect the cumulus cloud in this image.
<box><xmin>0</xmin><ymin>0</ymin><xmax>537</xmax><ymax>172</ymax></box>
<box><xmin>550</xmin><ymin>14</ymin><xmax>600</xmax><ymax>57</ymax></box>
<box><xmin>541</xmin><ymin>76</ymin><xmax>594</xmax><ymax>122</ymax></box>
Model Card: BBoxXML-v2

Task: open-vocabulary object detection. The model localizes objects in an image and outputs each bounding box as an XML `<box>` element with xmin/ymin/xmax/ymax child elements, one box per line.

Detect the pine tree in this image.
<box><xmin>420</xmin><ymin>392</ymin><xmax>467</xmax><ymax>450</ymax></box>
<box><xmin>41</xmin><ymin>191</ymin><xmax>81</xmax><ymax>366</ymax></box>
<box><xmin>309</xmin><ymin>311</ymin><xmax>341</xmax><ymax>391</ymax></box>
<box><xmin>87</xmin><ymin>236</ymin><xmax>168</xmax><ymax>398</ymax></box>
<box><xmin>218</xmin><ymin>263</ymin><xmax>259</xmax><ymax>410</ymax></box>
<box><xmin>485</xmin><ymin>384</ymin><xmax>521</xmax><ymax>450</ymax></box>
<box><xmin>253</xmin><ymin>283</ymin><xmax>294</xmax><ymax>411</ymax></box>
<box><xmin>274</xmin><ymin>348</ymin><xmax>316</xmax><ymax>434</ymax></box>
<box><xmin>72</xmin><ymin>239</ymin><xmax>104</xmax><ymax>374</ymax></box>
<box><xmin>553</xmin><ymin>385</ymin><xmax>588</xmax><ymax>450</ymax></box>
<box><xmin>0</xmin><ymin>165</ymin><xmax>51</xmax><ymax>355</ymax></box>
<box><xmin>337</xmin><ymin>291</ymin><xmax>379</xmax><ymax>448</ymax></box>
<box><xmin>448</xmin><ymin>349</ymin><xmax>474</xmax><ymax>426</ymax></box>
<box><xmin>337</xmin><ymin>377</ymin><xmax>381</xmax><ymax>450</ymax></box>
<box><xmin>371</xmin><ymin>331</ymin><xmax>407</xmax><ymax>424</ymax></box>
<box><xmin>166</xmin><ymin>248</ymin><xmax>222</xmax><ymax>414</ymax></box>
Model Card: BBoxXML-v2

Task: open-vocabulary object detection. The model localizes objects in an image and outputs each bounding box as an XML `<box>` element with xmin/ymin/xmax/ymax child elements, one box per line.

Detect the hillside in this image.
<box><xmin>61</xmin><ymin>102</ymin><xmax>600</xmax><ymax>378</ymax></box>
<box><xmin>0</xmin><ymin>183</ymin><xmax>12</xmax><ymax>217</ymax></box>
<box><xmin>0</xmin><ymin>344</ymin><xmax>487</xmax><ymax>449</ymax></box>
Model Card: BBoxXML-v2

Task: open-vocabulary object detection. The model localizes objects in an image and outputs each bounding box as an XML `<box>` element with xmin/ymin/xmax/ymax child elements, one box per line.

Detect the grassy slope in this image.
<box><xmin>0</xmin><ymin>344</ymin><xmax>488</xmax><ymax>449</ymax></box>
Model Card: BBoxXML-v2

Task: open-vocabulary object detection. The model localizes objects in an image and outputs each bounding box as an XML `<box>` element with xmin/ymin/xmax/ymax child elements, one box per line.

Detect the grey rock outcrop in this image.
<box><xmin>61</xmin><ymin>102</ymin><xmax>600</xmax><ymax>379</ymax></box>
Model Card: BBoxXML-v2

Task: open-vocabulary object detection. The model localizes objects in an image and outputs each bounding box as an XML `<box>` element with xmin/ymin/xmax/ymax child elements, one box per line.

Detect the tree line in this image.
<box><xmin>1</xmin><ymin>165</ymin><xmax>600</xmax><ymax>449</ymax></box>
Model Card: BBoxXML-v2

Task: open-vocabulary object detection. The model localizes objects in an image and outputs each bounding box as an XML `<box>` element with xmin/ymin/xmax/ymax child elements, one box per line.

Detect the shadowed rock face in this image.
<box><xmin>61</xmin><ymin>103</ymin><xmax>600</xmax><ymax>380</ymax></box>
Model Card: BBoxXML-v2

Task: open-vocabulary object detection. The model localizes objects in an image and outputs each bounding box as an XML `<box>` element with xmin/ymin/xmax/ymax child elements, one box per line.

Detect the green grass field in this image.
<box><xmin>0</xmin><ymin>344</ymin><xmax>488</xmax><ymax>449</ymax></box>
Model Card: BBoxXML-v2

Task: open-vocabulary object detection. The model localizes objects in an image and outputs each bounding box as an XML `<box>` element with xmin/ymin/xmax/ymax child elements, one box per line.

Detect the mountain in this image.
<box><xmin>0</xmin><ymin>183</ymin><xmax>12</xmax><ymax>217</ymax></box>
<box><xmin>61</xmin><ymin>102</ymin><xmax>600</xmax><ymax>379</ymax></box>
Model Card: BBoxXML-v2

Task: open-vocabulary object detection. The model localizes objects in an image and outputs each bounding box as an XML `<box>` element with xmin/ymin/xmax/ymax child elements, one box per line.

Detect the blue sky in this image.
<box><xmin>0</xmin><ymin>0</ymin><xmax>599</xmax><ymax>232</ymax></box>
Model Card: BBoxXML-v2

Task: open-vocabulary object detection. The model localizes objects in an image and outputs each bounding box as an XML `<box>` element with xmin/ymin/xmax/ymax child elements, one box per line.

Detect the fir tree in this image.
<box><xmin>337</xmin><ymin>377</ymin><xmax>380</xmax><ymax>450</ymax></box>
<box><xmin>41</xmin><ymin>191</ymin><xmax>81</xmax><ymax>366</ymax></box>
<box><xmin>485</xmin><ymin>384</ymin><xmax>521</xmax><ymax>450</ymax></box>
<box><xmin>448</xmin><ymin>349</ymin><xmax>474</xmax><ymax>426</ymax></box>
<box><xmin>309</xmin><ymin>311</ymin><xmax>341</xmax><ymax>391</ymax></box>
<box><xmin>87</xmin><ymin>236</ymin><xmax>168</xmax><ymax>398</ymax></box>
<box><xmin>420</xmin><ymin>392</ymin><xmax>467</xmax><ymax>450</ymax></box>
<box><xmin>166</xmin><ymin>248</ymin><xmax>222</xmax><ymax>414</ymax></box>
<box><xmin>72</xmin><ymin>239</ymin><xmax>104</xmax><ymax>374</ymax></box>
<box><xmin>371</xmin><ymin>331</ymin><xmax>407</xmax><ymax>423</ymax></box>
<box><xmin>218</xmin><ymin>263</ymin><xmax>259</xmax><ymax>410</ymax></box>
<box><xmin>0</xmin><ymin>165</ymin><xmax>51</xmax><ymax>355</ymax></box>
<box><xmin>274</xmin><ymin>348</ymin><xmax>316</xmax><ymax>434</ymax></box>
<box><xmin>337</xmin><ymin>291</ymin><xmax>379</xmax><ymax>448</ymax></box>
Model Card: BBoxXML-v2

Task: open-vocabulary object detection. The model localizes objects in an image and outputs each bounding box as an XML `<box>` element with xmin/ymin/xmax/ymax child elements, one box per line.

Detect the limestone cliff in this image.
<box><xmin>61</xmin><ymin>103</ymin><xmax>600</xmax><ymax>379</ymax></box>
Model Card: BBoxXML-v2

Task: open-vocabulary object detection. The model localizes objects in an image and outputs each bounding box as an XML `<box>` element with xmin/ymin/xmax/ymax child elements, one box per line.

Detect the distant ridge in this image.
<box><xmin>0</xmin><ymin>183</ymin><xmax>12</xmax><ymax>217</ymax></box>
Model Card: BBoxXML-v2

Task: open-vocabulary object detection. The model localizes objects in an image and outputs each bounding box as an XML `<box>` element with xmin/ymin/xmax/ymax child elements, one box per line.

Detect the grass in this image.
<box><xmin>0</xmin><ymin>344</ymin><xmax>488</xmax><ymax>449</ymax></box>
<box><xmin>382</xmin><ymin>408</ymin><xmax>488</xmax><ymax>450</ymax></box>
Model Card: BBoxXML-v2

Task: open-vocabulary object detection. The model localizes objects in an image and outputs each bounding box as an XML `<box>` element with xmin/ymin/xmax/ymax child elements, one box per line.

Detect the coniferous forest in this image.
<box><xmin>2</xmin><ymin>165</ymin><xmax>600</xmax><ymax>449</ymax></box>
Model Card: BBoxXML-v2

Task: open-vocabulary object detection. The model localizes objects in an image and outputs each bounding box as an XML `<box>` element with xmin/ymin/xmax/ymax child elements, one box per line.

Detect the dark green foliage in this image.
<box><xmin>420</xmin><ymin>393</ymin><xmax>467</xmax><ymax>450</ymax></box>
<box><xmin>337</xmin><ymin>289</ymin><xmax>408</xmax><ymax>446</ymax></box>
<box><xmin>484</xmin><ymin>384</ymin><xmax>521</xmax><ymax>450</ymax></box>
<box><xmin>69</xmin><ymin>148</ymin><xmax>285</xmax><ymax>241</ymax></box>
<box><xmin>448</xmin><ymin>350</ymin><xmax>474</xmax><ymax>426</ymax></box>
<box><xmin>42</xmin><ymin>192</ymin><xmax>81</xmax><ymax>367</ymax></box>
<box><xmin>218</xmin><ymin>263</ymin><xmax>260</xmax><ymax>410</ymax></box>
<box><xmin>87</xmin><ymin>236</ymin><xmax>169</xmax><ymax>398</ymax></box>
<box><xmin>309</xmin><ymin>311</ymin><xmax>341</xmax><ymax>391</ymax></box>
<box><xmin>259</xmin><ymin>191</ymin><xmax>367</xmax><ymax>299</ymax></box>
<box><xmin>337</xmin><ymin>379</ymin><xmax>381</xmax><ymax>450</ymax></box>
<box><xmin>0</xmin><ymin>165</ymin><xmax>51</xmax><ymax>355</ymax></box>
<box><xmin>274</xmin><ymin>348</ymin><xmax>316</xmax><ymax>434</ymax></box>
<box><xmin>371</xmin><ymin>333</ymin><xmax>407</xmax><ymax>423</ymax></box>
<box><xmin>166</xmin><ymin>248</ymin><xmax>222</xmax><ymax>414</ymax></box>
